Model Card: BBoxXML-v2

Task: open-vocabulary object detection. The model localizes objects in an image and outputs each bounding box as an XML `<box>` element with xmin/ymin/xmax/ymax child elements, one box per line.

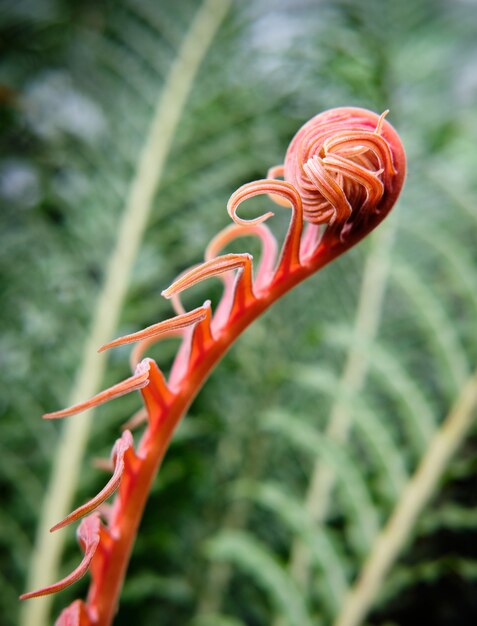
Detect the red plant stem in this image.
<box><xmin>88</xmin><ymin>236</ymin><xmax>349</xmax><ymax>626</ymax></box>
<box><xmin>31</xmin><ymin>107</ymin><xmax>406</xmax><ymax>625</ymax></box>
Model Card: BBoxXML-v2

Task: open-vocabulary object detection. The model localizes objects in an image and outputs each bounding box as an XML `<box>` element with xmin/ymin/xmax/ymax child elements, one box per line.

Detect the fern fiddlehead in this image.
<box><xmin>21</xmin><ymin>106</ymin><xmax>406</xmax><ymax>625</ymax></box>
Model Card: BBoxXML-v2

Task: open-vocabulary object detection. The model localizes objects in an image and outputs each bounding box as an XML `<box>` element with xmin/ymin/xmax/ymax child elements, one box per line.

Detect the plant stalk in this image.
<box><xmin>333</xmin><ymin>367</ymin><xmax>477</xmax><ymax>626</ymax></box>
<box><xmin>83</xmin><ymin>242</ymin><xmax>347</xmax><ymax>625</ymax></box>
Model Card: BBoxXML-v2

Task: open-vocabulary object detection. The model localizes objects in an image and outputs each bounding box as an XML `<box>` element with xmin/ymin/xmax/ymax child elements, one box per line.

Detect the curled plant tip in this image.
<box><xmin>228</xmin><ymin>179</ymin><xmax>304</xmax><ymax>272</ymax></box>
<box><xmin>50</xmin><ymin>431</ymin><xmax>134</xmax><ymax>532</ymax></box>
<box><xmin>227</xmin><ymin>179</ymin><xmax>302</xmax><ymax>226</ymax></box>
<box><xmin>55</xmin><ymin>599</ymin><xmax>90</xmax><ymax>626</ymax></box>
<box><xmin>42</xmin><ymin>361</ymin><xmax>151</xmax><ymax>419</ymax></box>
<box><xmin>21</xmin><ymin>514</ymin><xmax>101</xmax><ymax>600</ymax></box>
<box><xmin>303</xmin><ymin>155</ymin><xmax>352</xmax><ymax>224</ymax></box>
<box><xmin>282</xmin><ymin>107</ymin><xmax>405</xmax><ymax>234</ymax></box>
<box><xmin>99</xmin><ymin>304</ymin><xmax>210</xmax><ymax>353</ymax></box>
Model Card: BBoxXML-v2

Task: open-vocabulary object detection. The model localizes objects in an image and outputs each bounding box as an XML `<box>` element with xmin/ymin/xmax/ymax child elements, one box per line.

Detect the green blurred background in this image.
<box><xmin>1</xmin><ymin>0</ymin><xmax>477</xmax><ymax>625</ymax></box>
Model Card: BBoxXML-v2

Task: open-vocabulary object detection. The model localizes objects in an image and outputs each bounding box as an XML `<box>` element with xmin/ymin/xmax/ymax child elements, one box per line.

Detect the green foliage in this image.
<box><xmin>206</xmin><ymin>530</ymin><xmax>313</xmax><ymax>626</ymax></box>
<box><xmin>1</xmin><ymin>0</ymin><xmax>477</xmax><ymax>625</ymax></box>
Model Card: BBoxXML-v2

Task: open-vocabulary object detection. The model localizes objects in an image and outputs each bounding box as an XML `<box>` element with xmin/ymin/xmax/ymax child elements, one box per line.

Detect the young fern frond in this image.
<box><xmin>21</xmin><ymin>107</ymin><xmax>405</xmax><ymax>625</ymax></box>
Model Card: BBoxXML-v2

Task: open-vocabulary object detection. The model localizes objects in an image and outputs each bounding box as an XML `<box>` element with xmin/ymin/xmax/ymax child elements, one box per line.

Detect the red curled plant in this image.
<box><xmin>21</xmin><ymin>107</ymin><xmax>406</xmax><ymax>625</ymax></box>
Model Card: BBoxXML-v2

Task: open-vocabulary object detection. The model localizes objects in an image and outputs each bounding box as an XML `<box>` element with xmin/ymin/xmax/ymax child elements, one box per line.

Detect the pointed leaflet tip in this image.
<box><xmin>205</xmin><ymin>222</ymin><xmax>278</xmax><ymax>293</ymax></box>
<box><xmin>98</xmin><ymin>305</ymin><xmax>209</xmax><ymax>353</ymax></box>
<box><xmin>127</xmin><ymin>302</ymin><xmax>211</xmax><ymax>370</ymax></box>
<box><xmin>20</xmin><ymin>514</ymin><xmax>101</xmax><ymax>600</ymax></box>
<box><xmin>161</xmin><ymin>254</ymin><xmax>253</xmax><ymax>299</ymax></box>
<box><xmin>42</xmin><ymin>362</ymin><xmax>151</xmax><ymax>419</ymax></box>
<box><xmin>50</xmin><ymin>431</ymin><xmax>134</xmax><ymax>532</ymax></box>
<box><xmin>375</xmin><ymin>109</ymin><xmax>389</xmax><ymax>135</ymax></box>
